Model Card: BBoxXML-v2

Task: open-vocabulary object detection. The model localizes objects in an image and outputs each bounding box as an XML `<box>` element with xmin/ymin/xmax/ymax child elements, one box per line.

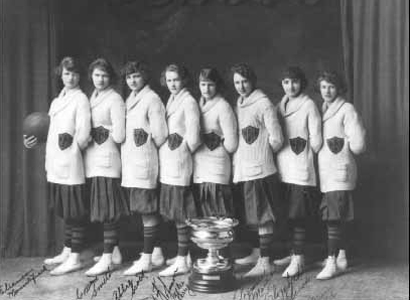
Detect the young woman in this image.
<box><xmin>158</xmin><ymin>64</ymin><xmax>201</xmax><ymax>277</ymax></box>
<box><xmin>84</xmin><ymin>58</ymin><xmax>128</xmax><ymax>276</ymax></box>
<box><xmin>276</xmin><ymin>66</ymin><xmax>322</xmax><ymax>278</ymax></box>
<box><xmin>23</xmin><ymin>57</ymin><xmax>91</xmax><ymax>275</ymax></box>
<box><xmin>193</xmin><ymin>68</ymin><xmax>238</xmax><ymax>220</ymax></box>
<box><xmin>316</xmin><ymin>71</ymin><xmax>366</xmax><ymax>280</ymax></box>
<box><xmin>231</xmin><ymin>63</ymin><xmax>284</xmax><ymax>277</ymax></box>
<box><xmin>121</xmin><ymin>61</ymin><xmax>168</xmax><ymax>275</ymax></box>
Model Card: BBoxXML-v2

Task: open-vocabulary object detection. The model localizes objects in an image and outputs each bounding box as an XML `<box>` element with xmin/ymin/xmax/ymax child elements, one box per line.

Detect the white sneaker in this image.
<box><xmin>235</xmin><ymin>248</ymin><xmax>260</xmax><ymax>265</ymax></box>
<box><xmin>244</xmin><ymin>257</ymin><xmax>275</xmax><ymax>277</ymax></box>
<box><xmin>282</xmin><ymin>254</ymin><xmax>305</xmax><ymax>278</ymax></box>
<box><xmin>44</xmin><ymin>247</ymin><xmax>71</xmax><ymax>265</ymax></box>
<box><xmin>336</xmin><ymin>250</ymin><xmax>348</xmax><ymax>271</ymax></box>
<box><xmin>316</xmin><ymin>256</ymin><xmax>337</xmax><ymax>280</ymax></box>
<box><xmin>86</xmin><ymin>253</ymin><xmax>113</xmax><ymax>276</ymax></box>
<box><xmin>94</xmin><ymin>246</ymin><xmax>122</xmax><ymax>264</ymax></box>
<box><xmin>124</xmin><ymin>253</ymin><xmax>152</xmax><ymax>276</ymax></box>
<box><xmin>159</xmin><ymin>256</ymin><xmax>190</xmax><ymax>277</ymax></box>
<box><xmin>320</xmin><ymin>250</ymin><xmax>348</xmax><ymax>271</ymax></box>
<box><xmin>273</xmin><ymin>255</ymin><xmax>292</xmax><ymax>266</ymax></box>
<box><xmin>166</xmin><ymin>252</ymin><xmax>192</xmax><ymax>267</ymax></box>
<box><xmin>50</xmin><ymin>253</ymin><xmax>82</xmax><ymax>276</ymax></box>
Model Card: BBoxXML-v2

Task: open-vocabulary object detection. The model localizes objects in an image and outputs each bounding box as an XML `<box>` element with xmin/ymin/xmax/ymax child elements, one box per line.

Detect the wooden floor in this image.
<box><xmin>0</xmin><ymin>244</ymin><xmax>408</xmax><ymax>300</ymax></box>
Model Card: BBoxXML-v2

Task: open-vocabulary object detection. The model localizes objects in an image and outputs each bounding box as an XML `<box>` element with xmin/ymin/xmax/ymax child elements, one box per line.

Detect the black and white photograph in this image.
<box><xmin>0</xmin><ymin>0</ymin><xmax>408</xmax><ymax>299</ymax></box>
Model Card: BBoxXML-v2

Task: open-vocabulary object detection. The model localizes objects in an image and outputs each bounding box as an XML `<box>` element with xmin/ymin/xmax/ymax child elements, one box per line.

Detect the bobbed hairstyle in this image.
<box><xmin>121</xmin><ymin>60</ymin><xmax>151</xmax><ymax>83</ymax></box>
<box><xmin>230</xmin><ymin>63</ymin><xmax>257</xmax><ymax>87</ymax></box>
<box><xmin>88</xmin><ymin>58</ymin><xmax>118</xmax><ymax>85</ymax></box>
<box><xmin>315</xmin><ymin>70</ymin><xmax>347</xmax><ymax>95</ymax></box>
<box><xmin>55</xmin><ymin>57</ymin><xmax>82</xmax><ymax>77</ymax></box>
<box><xmin>160</xmin><ymin>64</ymin><xmax>191</xmax><ymax>88</ymax></box>
<box><xmin>280</xmin><ymin>66</ymin><xmax>308</xmax><ymax>92</ymax></box>
<box><xmin>199</xmin><ymin>67</ymin><xmax>225</xmax><ymax>93</ymax></box>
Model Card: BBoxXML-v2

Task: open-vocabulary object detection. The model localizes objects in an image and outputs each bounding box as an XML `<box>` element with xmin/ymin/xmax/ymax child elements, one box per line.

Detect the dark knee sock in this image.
<box><xmin>71</xmin><ymin>223</ymin><xmax>85</xmax><ymax>253</ymax></box>
<box><xmin>64</xmin><ymin>222</ymin><xmax>73</xmax><ymax>248</ymax></box>
<box><xmin>176</xmin><ymin>225</ymin><xmax>190</xmax><ymax>257</ymax></box>
<box><xmin>143</xmin><ymin>225</ymin><xmax>159</xmax><ymax>254</ymax></box>
<box><xmin>103</xmin><ymin>222</ymin><xmax>119</xmax><ymax>253</ymax></box>
<box><xmin>260</xmin><ymin>233</ymin><xmax>274</xmax><ymax>258</ymax></box>
<box><xmin>292</xmin><ymin>224</ymin><xmax>306</xmax><ymax>255</ymax></box>
<box><xmin>327</xmin><ymin>222</ymin><xmax>342</xmax><ymax>256</ymax></box>
<box><xmin>339</xmin><ymin>223</ymin><xmax>348</xmax><ymax>251</ymax></box>
<box><xmin>249</xmin><ymin>228</ymin><xmax>260</xmax><ymax>248</ymax></box>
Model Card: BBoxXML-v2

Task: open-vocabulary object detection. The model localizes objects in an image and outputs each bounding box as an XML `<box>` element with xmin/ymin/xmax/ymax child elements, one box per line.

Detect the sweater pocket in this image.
<box><xmin>134</xmin><ymin>161</ymin><xmax>149</xmax><ymax>179</ymax></box>
<box><xmin>334</xmin><ymin>164</ymin><xmax>349</xmax><ymax>182</ymax></box>
<box><xmin>96</xmin><ymin>153</ymin><xmax>112</xmax><ymax>168</ymax></box>
<box><xmin>53</xmin><ymin>157</ymin><xmax>70</xmax><ymax>179</ymax></box>
<box><xmin>243</xmin><ymin>162</ymin><xmax>263</xmax><ymax>177</ymax></box>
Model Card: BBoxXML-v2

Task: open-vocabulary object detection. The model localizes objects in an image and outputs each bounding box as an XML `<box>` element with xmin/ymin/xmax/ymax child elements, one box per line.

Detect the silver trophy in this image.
<box><xmin>186</xmin><ymin>217</ymin><xmax>238</xmax><ymax>293</ymax></box>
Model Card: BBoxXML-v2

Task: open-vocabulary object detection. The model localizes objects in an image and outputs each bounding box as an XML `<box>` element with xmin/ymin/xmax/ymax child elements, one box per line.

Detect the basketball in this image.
<box><xmin>23</xmin><ymin>112</ymin><xmax>50</xmax><ymax>143</ymax></box>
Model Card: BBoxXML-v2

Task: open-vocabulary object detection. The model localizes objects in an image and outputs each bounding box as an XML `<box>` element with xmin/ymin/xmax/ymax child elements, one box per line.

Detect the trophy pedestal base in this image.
<box><xmin>188</xmin><ymin>265</ymin><xmax>236</xmax><ymax>293</ymax></box>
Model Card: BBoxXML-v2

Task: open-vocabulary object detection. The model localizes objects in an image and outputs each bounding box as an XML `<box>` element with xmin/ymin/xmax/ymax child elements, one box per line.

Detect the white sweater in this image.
<box><xmin>159</xmin><ymin>88</ymin><xmax>201</xmax><ymax>186</ymax></box>
<box><xmin>46</xmin><ymin>88</ymin><xmax>91</xmax><ymax>185</ymax></box>
<box><xmin>84</xmin><ymin>88</ymin><xmax>126</xmax><ymax>178</ymax></box>
<box><xmin>233</xmin><ymin>89</ymin><xmax>283</xmax><ymax>183</ymax></box>
<box><xmin>318</xmin><ymin>97</ymin><xmax>366</xmax><ymax>192</ymax></box>
<box><xmin>121</xmin><ymin>85</ymin><xmax>168</xmax><ymax>189</ymax></box>
<box><xmin>193</xmin><ymin>95</ymin><xmax>238</xmax><ymax>184</ymax></box>
<box><xmin>276</xmin><ymin>93</ymin><xmax>322</xmax><ymax>186</ymax></box>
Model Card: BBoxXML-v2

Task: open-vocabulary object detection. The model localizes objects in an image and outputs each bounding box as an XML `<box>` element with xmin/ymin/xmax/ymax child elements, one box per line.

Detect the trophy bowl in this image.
<box><xmin>186</xmin><ymin>217</ymin><xmax>238</xmax><ymax>293</ymax></box>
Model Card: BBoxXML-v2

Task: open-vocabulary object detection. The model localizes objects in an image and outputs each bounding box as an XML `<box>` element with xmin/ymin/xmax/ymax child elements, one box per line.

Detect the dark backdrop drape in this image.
<box><xmin>0</xmin><ymin>0</ymin><xmax>62</xmax><ymax>257</ymax></box>
<box><xmin>341</xmin><ymin>0</ymin><xmax>408</xmax><ymax>259</ymax></box>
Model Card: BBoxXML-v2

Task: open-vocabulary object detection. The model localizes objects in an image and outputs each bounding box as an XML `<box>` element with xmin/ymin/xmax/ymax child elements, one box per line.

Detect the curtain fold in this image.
<box><xmin>340</xmin><ymin>0</ymin><xmax>408</xmax><ymax>259</ymax></box>
<box><xmin>1</xmin><ymin>0</ymin><xmax>60</xmax><ymax>258</ymax></box>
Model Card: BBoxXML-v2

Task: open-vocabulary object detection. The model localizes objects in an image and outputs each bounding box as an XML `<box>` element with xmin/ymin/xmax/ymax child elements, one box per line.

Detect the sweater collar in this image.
<box><xmin>237</xmin><ymin>89</ymin><xmax>268</xmax><ymax>108</ymax></box>
<box><xmin>166</xmin><ymin>88</ymin><xmax>190</xmax><ymax>117</ymax></box>
<box><xmin>90</xmin><ymin>87</ymin><xmax>115</xmax><ymax>108</ymax></box>
<box><xmin>126</xmin><ymin>84</ymin><xmax>151</xmax><ymax>111</ymax></box>
<box><xmin>49</xmin><ymin>87</ymin><xmax>82</xmax><ymax>116</ymax></box>
<box><xmin>322</xmin><ymin>96</ymin><xmax>346</xmax><ymax>121</ymax></box>
<box><xmin>279</xmin><ymin>93</ymin><xmax>309</xmax><ymax>117</ymax></box>
<box><xmin>199</xmin><ymin>94</ymin><xmax>223</xmax><ymax>114</ymax></box>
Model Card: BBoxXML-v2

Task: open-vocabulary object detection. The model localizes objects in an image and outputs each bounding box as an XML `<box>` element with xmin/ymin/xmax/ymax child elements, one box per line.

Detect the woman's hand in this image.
<box><xmin>23</xmin><ymin>135</ymin><xmax>38</xmax><ymax>148</ymax></box>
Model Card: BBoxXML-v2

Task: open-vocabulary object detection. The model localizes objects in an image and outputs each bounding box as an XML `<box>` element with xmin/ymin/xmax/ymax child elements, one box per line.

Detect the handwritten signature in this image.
<box><xmin>0</xmin><ymin>265</ymin><xmax>48</xmax><ymax>297</ymax></box>
<box><xmin>112</xmin><ymin>271</ymin><xmax>148</xmax><ymax>300</ymax></box>
<box><xmin>233</xmin><ymin>273</ymin><xmax>312</xmax><ymax>300</ymax></box>
<box><xmin>76</xmin><ymin>269</ymin><xmax>113</xmax><ymax>299</ymax></box>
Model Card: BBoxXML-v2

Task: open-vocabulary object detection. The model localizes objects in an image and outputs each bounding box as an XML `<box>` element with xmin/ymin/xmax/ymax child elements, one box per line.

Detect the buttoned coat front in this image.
<box><xmin>45</xmin><ymin>88</ymin><xmax>91</xmax><ymax>185</ymax></box>
<box><xmin>121</xmin><ymin>85</ymin><xmax>168</xmax><ymax>189</ymax></box>
<box><xmin>84</xmin><ymin>88</ymin><xmax>126</xmax><ymax>178</ymax></box>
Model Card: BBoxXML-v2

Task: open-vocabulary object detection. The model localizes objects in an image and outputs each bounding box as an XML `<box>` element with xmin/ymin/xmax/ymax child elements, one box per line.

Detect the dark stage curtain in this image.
<box><xmin>341</xmin><ymin>0</ymin><xmax>409</xmax><ymax>259</ymax></box>
<box><xmin>0</xmin><ymin>0</ymin><xmax>61</xmax><ymax>257</ymax></box>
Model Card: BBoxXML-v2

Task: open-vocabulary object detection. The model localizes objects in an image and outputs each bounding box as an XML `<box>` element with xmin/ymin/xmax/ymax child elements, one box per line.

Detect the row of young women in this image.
<box><xmin>23</xmin><ymin>57</ymin><xmax>366</xmax><ymax>281</ymax></box>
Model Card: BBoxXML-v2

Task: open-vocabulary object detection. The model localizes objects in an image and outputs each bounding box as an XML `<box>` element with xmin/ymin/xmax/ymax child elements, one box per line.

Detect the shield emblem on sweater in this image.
<box><xmin>134</xmin><ymin>128</ymin><xmax>148</xmax><ymax>147</ymax></box>
<box><xmin>168</xmin><ymin>133</ymin><xmax>183</xmax><ymax>151</ymax></box>
<box><xmin>91</xmin><ymin>126</ymin><xmax>109</xmax><ymax>145</ymax></box>
<box><xmin>327</xmin><ymin>137</ymin><xmax>344</xmax><ymax>154</ymax></box>
<box><xmin>289</xmin><ymin>137</ymin><xmax>306</xmax><ymax>155</ymax></box>
<box><xmin>203</xmin><ymin>132</ymin><xmax>222</xmax><ymax>151</ymax></box>
<box><xmin>58</xmin><ymin>133</ymin><xmax>73</xmax><ymax>150</ymax></box>
<box><xmin>241</xmin><ymin>126</ymin><xmax>259</xmax><ymax>145</ymax></box>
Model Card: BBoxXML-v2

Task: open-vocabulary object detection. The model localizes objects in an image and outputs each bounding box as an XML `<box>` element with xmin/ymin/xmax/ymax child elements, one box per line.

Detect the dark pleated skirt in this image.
<box><xmin>282</xmin><ymin>183</ymin><xmax>321</xmax><ymax>220</ymax></box>
<box><xmin>193</xmin><ymin>182</ymin><xmax>234</xmax><ymax>218</ymax></box>
<box><xmin>159</xmin><ymin>183</ymin><xmax>198</xmax><ymax>223</ymax></box>
<box><xmin>127</xmin><ymin>187</ymin><xmax>159</xmax><ymax>215</ymax></box>
<box><xmin>48</xmin><ymin>182</ymin><xmax>89</xmax><ymax>222</ymax></box>
<box><xmin>320</xmin><ymin>191</ymin><xmax>354</xmax><ymax>222</ymax></box>
<box><xmin>235</xmin><ymin>174</ymin><xmax>283</xmax><ymax>226</ymax></box>
<box><xmin>88</xmin><ymin>177</ymin><xmax>129</xmax><ymax>223</ymax></box>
